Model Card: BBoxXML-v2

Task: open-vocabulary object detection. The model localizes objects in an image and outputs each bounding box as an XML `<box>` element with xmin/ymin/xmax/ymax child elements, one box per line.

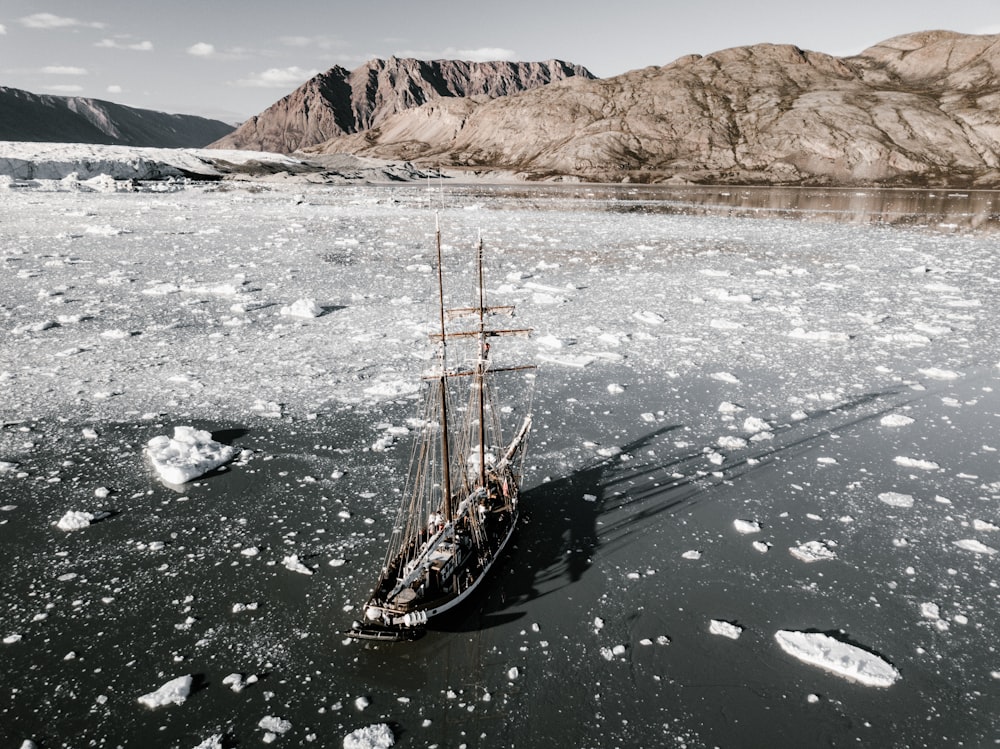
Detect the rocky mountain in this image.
<box><xmin>307</xmin><ymin>31</ymin><xmax>1000</xmax><ymax>187</ymax></box>
<box><xmin>209</xmin><ymin>57</ymin><xmax>594</xmax><ymax>153</ymax></box>
<box><xmin>0</xmin><ymin>86</ymin><xmax>234</xmax><ymax>148</ymax></box>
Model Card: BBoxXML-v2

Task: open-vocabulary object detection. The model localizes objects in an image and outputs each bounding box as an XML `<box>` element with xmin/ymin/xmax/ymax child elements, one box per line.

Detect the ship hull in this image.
<box><xmin>347</xmin><ymin>506</ymin><xmax>518</xmax><ymax>640</ymax></box>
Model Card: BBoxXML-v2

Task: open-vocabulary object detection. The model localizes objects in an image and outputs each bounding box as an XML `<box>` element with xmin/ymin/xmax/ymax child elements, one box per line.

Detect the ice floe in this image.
<box><xmin>343</xmin><ymin>723</ymin><xmax>395</xmax><ymax>749</ymax></box>
<box><xmin>789</xmin><ymin>540</ymin><xmax>837</xmax><ymax>562</ymax></box>
<box><xmin>137</xmin><ymin>675</ymin><xmax>193</xmax><ymax>708</ymax></box>
<box><xmin>709</xmin><ymin>620</ymin><xmax>743</xmax><ymax>639</ymax></box>
<box><xmin>145</xmin><ymin>426</ymin><xmax>237</xmax><ymax>484</ymax></box>
<box><xmin>774</xmin><ymin>630</ymin><xmax>900</xmax><ymax>688</ymax></box>
<box><xmin>55</xmin><ymin>510</ymin><xmax>95</xmax><ymax>531</ymax></box>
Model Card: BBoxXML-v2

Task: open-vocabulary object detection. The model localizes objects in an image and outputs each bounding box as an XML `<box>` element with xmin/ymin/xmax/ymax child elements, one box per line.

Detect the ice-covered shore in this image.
<box><xmin>2</xmin><ymin>174</ymin><xmax>999</xmax><ymax>748</ymax></box>
<box><xmin>0</xmin><ymin>141</ymin><xmax>439</xmax><ymax>183</ymax></box>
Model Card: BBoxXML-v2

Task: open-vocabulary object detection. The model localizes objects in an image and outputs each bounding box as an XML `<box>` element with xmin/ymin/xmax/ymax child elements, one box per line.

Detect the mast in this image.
<box><xmin>476</xmin><ymin>234</ymin><xmax>488</xmax><ymax>489</ymax></box>
<box><xmin>435</xmin><ymin>215</ymin><xmax>453</xmax><ymax>521</ymax></box>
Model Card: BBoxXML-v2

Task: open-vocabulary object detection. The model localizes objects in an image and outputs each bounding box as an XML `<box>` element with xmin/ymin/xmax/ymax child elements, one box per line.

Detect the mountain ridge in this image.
<box><xmin>304</xmin><ymin>31</ymin><xmax>1000</xmax><ymax>187</ymax></box>
<box><xmin>0</xmin><ymin>86</ymin><xmax>234</xmax><ymax>148</ymax></box>
<box><xmin>209</xmin><ymin>57</ymin><xmax>595</xmax><ymax>153</ymax></box>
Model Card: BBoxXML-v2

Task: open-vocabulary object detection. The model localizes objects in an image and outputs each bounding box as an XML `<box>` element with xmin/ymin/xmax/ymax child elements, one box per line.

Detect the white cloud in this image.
<box><xmin>395</xmin><ymin>46</ymin><xmax>518</xmax><ymax>62</ymax></box>
<box><xmin>235</xmin><ymin>66</ymin><xmax>320</xmax><ymax>88</ymax></box>
<box><xmin>45</xmin><ymin>84</ymin><xmax>85</xmax><ymax>94</ymax></box>
<box><xmin>185</xmin><ymin>42</ymin><xmax>253</xmax><ymax>61</ymax></box>
<box><xmin>107</xmin><ymin>85</ymin><xmax>123</xmax><ymax>94</ymax></box>
<box><xmin>187</xmin><ymin>42</ymin><xmax>217</xmax><ymax>57</ymax></box>
<box><xmin>279</xmin><ymin>34</ymin><xmax>346</xmax><ymax>51</ymax></box>
<box><xmin>97</xmin><ymin>38</ymin><xmax>154</xmax><ymax>51</ymax></box>
<box><xmin>0</xmin><ymin>24</ymin><xmax>7</xmax><ymax>35</ymax></box>
<box><xmin>41</xmin><ymin>65</ymin><xmax>88</xmax><ymax>76</ymax></box>
<box><xmin>448</xmin><ymin>47</ymin><xmax>518</xmax><ymax>62</ymax></box>
<box><xmin>20</xmin><ymin>12</ymin><xmax>106</xmax><ymax>30</ymax></box>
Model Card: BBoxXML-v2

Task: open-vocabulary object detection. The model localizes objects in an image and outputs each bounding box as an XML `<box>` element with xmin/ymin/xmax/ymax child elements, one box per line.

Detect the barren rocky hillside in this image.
<box><xmin>306</xmin><ymin>31</ymin><xmax>1000</xmax><ymax>186</ymax></box>
<box><xmin>209</xmin><ymin>57</ymin><xmax>593</xmax><ymax>154</ymax></box>
<box><xmin>0</xmin><ymin>86</ymin><xmax>234</xmax><ymax>148</ymax></box>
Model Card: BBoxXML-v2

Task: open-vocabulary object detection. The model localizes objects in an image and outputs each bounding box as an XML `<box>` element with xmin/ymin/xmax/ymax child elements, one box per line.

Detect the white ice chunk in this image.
<box><xmin>774</xmin><ymin>630</ymin><xmax>901</xmax><ymax>688</ymax></box>
<box><xmin>918</xmin><ymin>367</ymin><xmax>962</xmax><ymax>380</ymax></box>
<box><xmin>878</xmin><ymin>492</ymin><xmax>914</xmax><ymax>508</ymax></box>
<box><xmin>282</xmin><ymin>554</ymin><xmax>314</xmax><ymax>575</ymax></box>
<box><xmin>920</xmin><ymin>602</ymin><xmax>940</xmax><ymax>620</ymax></box>
<box><xmin>717</xmin><ymin>435</ymin><xmax>747</xmax><ymax>450</ymax></box>
<box><xmin>259</xmin><ymin>716</ymin><xmax>292</xmax><ymax>734</ymax></box>
<box><xmin>880</xmin><ymin>414</ymin><xmax>914</xmax><ymax>427</ymax></box>
<box><xmin>137</xmin><ymin>675</ymin><xmax>193</xmax><ymax>708</ymax></box>
<box><xmin>146</xmin><ymin>427</ymin><xmax>236</xmax><ymax>484</ymax></box>
<box><xmin>192</xmin><ymin>736</ymin><xmax>223</xmax><ymax>749</ymax></box>
<box><xmin>894</xmin><ymin>456</ymin><xmax>939</xmax><ymax>471</ymax></box>
<box><xmin>953</xmin><ymin>539</ymin><xmax>998</xmax><ymax>555</ymax></box>
<box><xmin>56</xmin><ymin>510</ymin><xmax>95</xmax><ymax>531</ymax></box>
<box><xmin>709</xmin><ymin>620</ymin><xmax>743</xmax><ymax>639</ymax></box>
<box><xmin>789</xmin><ymin>540</ymin><xmax>837</xmax><ymax>562</ymax></box>
<box><xmin>279</xmin><ymin>298</ymin><xmax>323</xmax><ymax>318</ymax></box>
<box><xmin>733</xmin><ymin>519</ymin><xmax>761</xmax><ymax>535</ymax></box>
<box><xmin>343</xmin><ymin>723</ymin><xmax>395</xmax><ymax>749</ymax></box>
<box><xmin>742</xmin><ymin>416</ymin><xmax>772</xmax><ymax>434</ymax></box>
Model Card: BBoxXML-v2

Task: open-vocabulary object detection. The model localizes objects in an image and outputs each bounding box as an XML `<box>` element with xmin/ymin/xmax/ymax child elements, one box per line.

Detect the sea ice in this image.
<box><xmin>282</xmin><ymin>554</ymin><xmax>313</xmax><ymax>575</ymax></box>
<box><xmin>878</xmin><ymin>492</ymin><xmax>915</xmax><ymax>508</ymax></box>
<box><xmin>55</xmin><ymin>510</ymin><xmax>95</xmax><ymax>531</ymax></box>
<box><xmin>717</xmin><ymin>435</ymin><xmax>748</xmax><ymax>450</ymax></box>
<box><xmin>953</xmin><ymin>539</ymin><xmax>998</xmax><ymax>555</ymax></box>
<box><xmin>137</xmin><ymin>674</ymin><xmax>193</xmax><ymax>708</ymax></box>
<box><xmin>709</xmin><ymin>620</ymin><xmax>743</xmax><ymax>639</ymax></box>
<box><xmin>192</xmin><ymin>736</ymin><xmax>223</xmax><ymax>749</ymax></box>
<box><xmin>789</xmin><ymin>541</ymin><xmax>837</xmax><ymax>562</ymax></box>
<box><xmin>880</xmin><ymin>414</ymin><xmax>915</xmax><ymax>427</ymax></box>
<box><xmin>894</xmin><ymin>456</ymin><xmax>939</xmax><ymax>471</ymax></box>
<box><xmin>774</xmin><ymin>630</ymin><xmax>901</xmax><ymax>687</ymax></box>
<box><xmin>733</xmin><ymin>519</ymin><xmax>761</xmax><ymax>534</ymax></box>
<box><xmin>145</xmin><ymin>426</ymin><xmax>236</xmax><ymax>484</ymax></box>
<box><xmin>343</xmin><ymin>723</ymin><xmax>394</xmax><ymax>749</ymax></box>
<box><xmin>742</xmin><ymin>416</ymin><xmax>771</xmax><ymax>433</ymax></box>
<box><xmin>279</xmin><ymin>298</ymin><xmax>323</xmax><ymax>318</ymax></box>
<box><xmin>259</xmin><ymin>716</ymin><xmax>292</xmax><ymax>734</ymax></box>
<box><xmin>918</xmin><ymin>367</ymin><xmax>962</xmax><ymax>380</ymax></box>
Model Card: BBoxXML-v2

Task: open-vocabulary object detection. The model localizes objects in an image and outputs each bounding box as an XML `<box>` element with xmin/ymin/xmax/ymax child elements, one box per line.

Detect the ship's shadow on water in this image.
<box><xmin>437</xmin><ymin>385</ymin><xmax>909</xmax><ymax>633</ymax></box>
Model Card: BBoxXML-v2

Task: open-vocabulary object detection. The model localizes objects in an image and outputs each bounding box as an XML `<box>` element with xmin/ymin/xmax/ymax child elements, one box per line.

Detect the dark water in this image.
<box><xmin>447</xmin><ymin>182</ymin><xmax>1000</xmax><ymax>233</ymax></box>
<box><xmin>3</xmin><ymin>364</ymin><xmax>998</xmax><ymax>748</ymax></box>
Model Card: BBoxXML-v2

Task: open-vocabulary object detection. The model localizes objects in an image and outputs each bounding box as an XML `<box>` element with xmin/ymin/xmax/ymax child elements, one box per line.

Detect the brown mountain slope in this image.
<box><xmin>306</xmin><ymin>31</ymin><xmax>1000</xmax><ymax>187</ymax></box>
<box><xmin>209</xmin><ymin>57</ymin><xmax>594</xmax><ymax>154</ymax></box>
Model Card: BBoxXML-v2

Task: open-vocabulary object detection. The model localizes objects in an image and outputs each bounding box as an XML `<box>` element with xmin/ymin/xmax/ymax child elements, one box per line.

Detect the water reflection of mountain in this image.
<box><xmin>449</xmin><ymin>184</ymin><xmax>1000</xmax><ymax>233</ymax></box>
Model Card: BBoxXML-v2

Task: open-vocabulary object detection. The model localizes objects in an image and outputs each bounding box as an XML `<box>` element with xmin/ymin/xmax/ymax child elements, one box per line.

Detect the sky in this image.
<box><xmin>2</xmin><ymin>0</ymin><xmax>999</xmax><ymax>124</ymax></box>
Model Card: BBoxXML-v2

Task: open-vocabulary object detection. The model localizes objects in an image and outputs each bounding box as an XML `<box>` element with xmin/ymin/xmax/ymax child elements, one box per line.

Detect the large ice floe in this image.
<box><xmin>774</xmin><ymin>631</ymin><xmax>901</xmax><ymax>688</ymax></box>
<box><xmin>145</xmin><ymin>426</ymin><xmax>236</xmax><ymax>484</ymax></box>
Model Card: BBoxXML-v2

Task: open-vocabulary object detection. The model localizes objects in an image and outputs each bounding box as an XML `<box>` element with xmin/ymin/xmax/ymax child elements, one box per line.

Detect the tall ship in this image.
<box><xmin>348</xmin><ymin>221</ymin><xmax>535</xmax><ymax>640</ymax></box>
